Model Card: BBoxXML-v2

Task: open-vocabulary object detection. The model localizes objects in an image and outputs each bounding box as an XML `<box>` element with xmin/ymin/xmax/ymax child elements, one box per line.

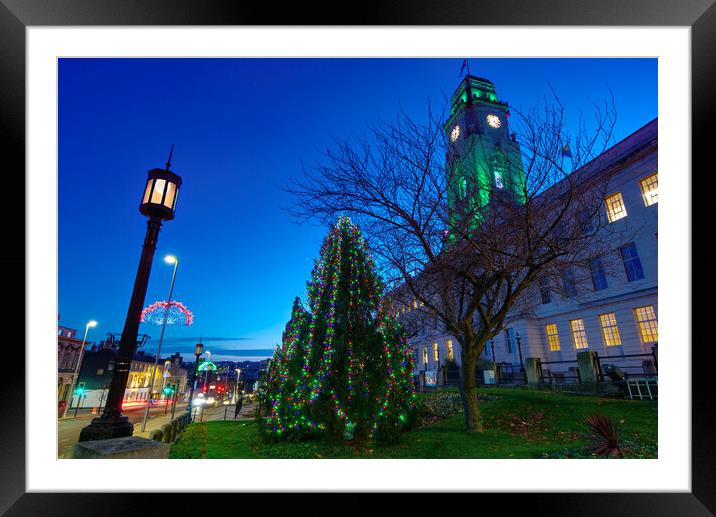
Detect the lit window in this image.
<box><xmin>545</xmin><ymin>324</ymin><xmax>560</xmax><ymax>351</ymax></box>
<box><xmin>494</xmin><ymin>170</ymin><xmax>504</xmax><ymax>189</ymax></box>
<box><xmin>150</xmin><ymin>178</ymin><xmax>166</xmax><ymax>204</ymax></box>
<box><xmin>620</xmin><ymin>242</ymin><xmax>645</xmax><ymax>282</ymax></box>
<box><xmin>640</xmin><ymin>173</ymin><xmax>658</xmax><ymax>206</ymax></box>
<box><xmin>142</xmin><ymin>179</ymin><xmax>153</xmax><ymax>204</ymax></box>
<box><xmin>634</xmin><ymin>306</ymin><xmax>658</xmax><ymax>343</ymax></box>
<box><xmin>570</xmin><ymin>319</ymin><xmax>589</xmax><ymax>349</ymax></box>
<box><xmin>459</xmin><ymin>177</ymin><xmax>467</xmax><ymax>200</ymax></box>
<box><xmin>433</xmin><ymin>343</ymin><xmax>439</xmax><ymax>362</ymax></box>
<box><xmin>590</xmin><ymin>257</ymin><xmax>608</xmax><ymax>291</ymax></box>
<box><xmin>422</xmin><ymin>347</ymin><xmax>428</xmax><ymax>367</ymax></box>
<box><xmin>164</xmin><ymin>181</ymin><xmax>177</xmax><ymax>209</ymax></box>
<box><xmin>605</xmin><ymin>192</ymin><xmax>627</xmax><ymax>222</ymax></box>
<box><xmin>599</xmin><ymin>313</ymin><xmax>622</xmax><ymax>347</ymax></box>
<box><xmin>447</xmin><ymin>340</ymin><xmax>454</xmax><ymax>361</ymax></box>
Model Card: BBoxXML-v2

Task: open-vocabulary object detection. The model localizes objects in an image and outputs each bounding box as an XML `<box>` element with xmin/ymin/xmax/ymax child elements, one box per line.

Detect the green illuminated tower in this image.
<box><xmin>444</xmin><ymin>75</ymin><xmax>526</xmax><ymax>235</ymax></box>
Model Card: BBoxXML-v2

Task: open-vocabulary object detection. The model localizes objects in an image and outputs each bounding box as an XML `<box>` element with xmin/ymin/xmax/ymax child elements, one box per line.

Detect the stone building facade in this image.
<box><xmin>57</xmin><ymin>324</ymin><xmax>88</xmax><ymax>416</ymax></box>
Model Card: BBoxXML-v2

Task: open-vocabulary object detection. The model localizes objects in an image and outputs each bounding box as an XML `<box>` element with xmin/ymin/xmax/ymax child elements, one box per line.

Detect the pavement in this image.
<box><xmin>58</xmin><ymin>401</ymin><xmax>257</xmax><ymax>458</ymax></box>
<box><xmin>57</xmin><ymin>403</ymin><xmax>189</xmax><ymax>458</ymax></box>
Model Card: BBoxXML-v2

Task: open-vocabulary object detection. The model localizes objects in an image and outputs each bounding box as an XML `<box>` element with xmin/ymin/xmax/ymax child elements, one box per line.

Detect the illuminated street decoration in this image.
<box><xmin>197</xmin><ymin>360</ymin><xmax>217</xmax><ymax>372</ymax></box>
<box><xmin>141</xmin><ymin>300</ymin><xmax>194</xmax><ymax>326</ymax></box>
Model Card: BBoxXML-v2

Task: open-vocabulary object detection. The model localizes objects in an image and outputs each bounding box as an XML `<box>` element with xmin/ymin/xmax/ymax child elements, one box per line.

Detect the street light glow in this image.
<box><xmin>164</xmin><ymin>255</ymin><xmax>177</xmax><ymax>264</ymax></box>
<box><xmin>87</xmin><ymin>320</ymin><xmax>98</xmax><ymax>328</ymax></box>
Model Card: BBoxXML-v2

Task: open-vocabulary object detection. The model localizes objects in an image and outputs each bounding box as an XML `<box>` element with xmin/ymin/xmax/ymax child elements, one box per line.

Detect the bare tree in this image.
<box><xmin>284</xmin><ymin>89</ymin><xmax>619</xmax><ymax>432</ymax></box>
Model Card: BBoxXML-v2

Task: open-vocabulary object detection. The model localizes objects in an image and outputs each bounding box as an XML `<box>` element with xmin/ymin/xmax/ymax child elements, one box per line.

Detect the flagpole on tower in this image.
<box><xmin>459</xmin><ymin>58</ymin><xmax>471</xmax><ymax>77</ymax></box>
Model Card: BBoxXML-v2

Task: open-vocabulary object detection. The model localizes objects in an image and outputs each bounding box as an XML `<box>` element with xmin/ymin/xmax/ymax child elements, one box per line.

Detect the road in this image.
<box><xmin>58</xmin><ymin>401</ymin><xmax>257</xmax><ymax>458</ymax></box>
<box><xmin>57</xmin><ymin>403</ymin><xmax>188</xmax><ymax>458</ymax></box>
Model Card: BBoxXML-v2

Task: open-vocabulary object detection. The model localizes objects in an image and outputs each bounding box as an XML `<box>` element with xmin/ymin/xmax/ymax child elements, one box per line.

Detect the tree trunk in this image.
<box><xmin>458</xmin><ymin>353</ymin><xmax>483</xmax><ymax>433</ymax></box>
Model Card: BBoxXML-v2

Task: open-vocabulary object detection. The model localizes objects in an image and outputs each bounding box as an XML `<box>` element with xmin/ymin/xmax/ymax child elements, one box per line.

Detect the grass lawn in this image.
<box><xmin>169</xmin><ymin>387</ymin><xmax>657</xmax><ymax>459</ymax></box>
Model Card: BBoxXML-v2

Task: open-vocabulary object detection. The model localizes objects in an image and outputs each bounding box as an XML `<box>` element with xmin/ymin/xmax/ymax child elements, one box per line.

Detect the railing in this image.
<box><xmin>537</xmin><ymin>358</ymin><xmax>581</xmax><ymax>384</ymax></box>
<box><xmin>495</xmin><ymin>363</ymin><xmax>526</xmax><ymax>385</ymax></box>
<box><xmin>596</xmin><ymin>347</ymin><xmax>658</xmax><ymax>382</ymax></box>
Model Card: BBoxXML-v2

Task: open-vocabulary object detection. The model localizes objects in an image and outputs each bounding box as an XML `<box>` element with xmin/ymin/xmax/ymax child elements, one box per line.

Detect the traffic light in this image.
<box><xmin>75</xmin><ymin>382</ymin><xmax>87</xmax><ymax>397</ymax></box>
<box><xmin>163</xmin><ymin>385</ymin><xmax>175</xmax><ymax>396</ymax></box>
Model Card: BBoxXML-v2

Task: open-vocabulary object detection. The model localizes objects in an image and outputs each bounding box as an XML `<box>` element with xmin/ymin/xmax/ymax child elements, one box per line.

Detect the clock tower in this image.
<box><xmin>444</xmin><ymin>75</ymin><xmax>526</xmax><ymax>233</ymax></box>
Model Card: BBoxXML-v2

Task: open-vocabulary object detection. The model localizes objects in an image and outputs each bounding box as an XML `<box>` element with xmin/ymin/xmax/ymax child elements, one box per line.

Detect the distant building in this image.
<box><xmin>57</xmin><ymin>324</ymin><xmax>89</xmax><ymax>416</ymax></box>
<box><xmin>70</xmin><ymin>340</ymin><xmax>189</xmax><ymax>409</ymax></box>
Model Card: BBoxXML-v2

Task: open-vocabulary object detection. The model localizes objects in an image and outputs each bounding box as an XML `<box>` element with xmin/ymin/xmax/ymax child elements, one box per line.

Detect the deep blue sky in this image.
<box><xmin>58</xmin><ymin>58</ymin><xmax>657</xmax><ymax>361</ymax></box>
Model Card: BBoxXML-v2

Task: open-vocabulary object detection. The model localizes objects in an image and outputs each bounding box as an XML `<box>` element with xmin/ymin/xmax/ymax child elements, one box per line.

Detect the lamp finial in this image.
<box><xmin>165</xmin><ymin>144</ymin><xmax>175</xmax><ymax>170</ymax></box>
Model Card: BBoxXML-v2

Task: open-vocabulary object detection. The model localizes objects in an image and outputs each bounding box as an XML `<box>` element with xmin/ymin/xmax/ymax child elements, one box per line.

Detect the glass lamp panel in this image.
<box><xmin>142</xmin><ymin>180</ymin><xmax>153</xmax><ymax>204</ymax></box>
<box><xmin>151</xmin><ymin>179</ymin><xmax>166</xmax><ymax>204</ymax></box>
<box><xmin>164</xmin><ymin>181</ymin><xmax>177</xmax><ymax>209</ymax></box>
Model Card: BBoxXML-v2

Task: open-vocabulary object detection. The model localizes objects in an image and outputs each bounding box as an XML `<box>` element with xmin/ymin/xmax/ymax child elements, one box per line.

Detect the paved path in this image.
<box><xmin>190</xmin><ymin>402</ymin><xmax>257</xmax><ymax>423</ymax></box>
<box><xmin>59</xmin><ymin>402</ymin><xmax>258</xmax><ymax>458</ymax></box>
<box><xmin>58</xmin><ymin>403</ymin><xmax>188</xmax><ymax>458</ymax></box>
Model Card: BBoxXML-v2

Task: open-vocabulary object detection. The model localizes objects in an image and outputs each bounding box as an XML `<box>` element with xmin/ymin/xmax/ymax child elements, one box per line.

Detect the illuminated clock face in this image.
<box><xmin>486</xmin><ymin>114</ymin><xmax>501</xmax><ymax>128</ymax></box>
<box><xmin>450</xmin><ymin>125</ymin><xmax>460</xmax><ymax>142</ymax></box>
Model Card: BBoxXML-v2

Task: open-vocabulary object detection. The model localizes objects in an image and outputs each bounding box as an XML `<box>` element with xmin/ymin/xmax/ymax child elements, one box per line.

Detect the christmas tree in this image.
<box><xmin>264</xmin><ymin>216</ymin><xmax>416</xmax><ymax>443</ymax></box>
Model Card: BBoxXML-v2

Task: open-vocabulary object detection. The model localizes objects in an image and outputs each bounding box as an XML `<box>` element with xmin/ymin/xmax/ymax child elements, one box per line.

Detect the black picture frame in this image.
<box><xmin>2</xmin><ymin>0</ymin><xmax>710</xmax><ymax>514</ymax></box>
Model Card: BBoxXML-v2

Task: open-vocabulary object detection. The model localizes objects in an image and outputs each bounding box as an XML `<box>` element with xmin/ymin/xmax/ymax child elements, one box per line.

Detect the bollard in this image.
<box><xmin>161</xmin><ymin>423</ymin><xmax>172</xmax><ymax>443</ymax></box>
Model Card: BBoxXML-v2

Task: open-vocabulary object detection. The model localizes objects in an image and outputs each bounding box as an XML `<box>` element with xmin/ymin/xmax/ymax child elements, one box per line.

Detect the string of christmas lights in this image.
<box><xmin>263</xmin><ymin>216</ymin><xmax>416</xmax><ymax>443</ymax></box>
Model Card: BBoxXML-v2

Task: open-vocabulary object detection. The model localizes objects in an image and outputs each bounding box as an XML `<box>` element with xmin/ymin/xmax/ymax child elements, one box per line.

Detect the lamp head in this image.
<box><xmin>87</xmin><ymin>320</ymin><xmax>98</xmax><ymax>328</ymax></box>
<box><xmin>139</xmin><ymin>165</ymin><xmax>182</xmax><ymax>221</ymax></box>
<box><xmin>164</xmin><ymin>255</ymin><xmax>177</xmax><ymax>265</ymax></box>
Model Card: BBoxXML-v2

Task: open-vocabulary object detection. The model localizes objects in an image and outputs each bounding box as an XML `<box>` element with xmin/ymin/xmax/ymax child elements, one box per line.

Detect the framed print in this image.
<box><xmin>2</xmin><ymin>0</ymin><xmax>712</xmax><ymax>514</ymax></box>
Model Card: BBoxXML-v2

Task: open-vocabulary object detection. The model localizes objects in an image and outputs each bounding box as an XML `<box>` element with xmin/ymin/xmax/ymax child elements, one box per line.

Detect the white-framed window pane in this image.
<box><xmin>605</xmin><ymin>192</ymin><xmax>627</xmax><ymax>222</ymax></box>
<box><xmin>570</xmin><ymin>319</ymin><xmax>589</xmax><ymax>349</ymax></box>
<box><xmin>634</xmin><ymin>306</ymin><xmax>658</xmax><ymax>343</ymax></box>
<box><xmin>599</xmin><ymin>313</ymin><xmax>622</xmax><ymax>346</ymax></box>
<box><xmin>447</xmin><ymin>340</ymin><xmax>454</xmax><ymax>361</ymax></box>
<box><xmin>640</xmin><ymin>173</ymin><xmax>658</xmax><ymax>206</ymax></box>
<box><xmin>545</xmin><ymin>323</ymin><xmax>560</xmax><ymax>351</ymax></box>
<box><xmin>433</xmin><ymin>342</ymin><xmax>439</xmax><ymax>362</ymax></box>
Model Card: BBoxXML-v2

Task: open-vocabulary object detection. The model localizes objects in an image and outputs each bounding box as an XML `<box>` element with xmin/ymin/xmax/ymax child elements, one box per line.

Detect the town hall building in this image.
<box><xmin>400</xmin><ymin>75</ymin><xmax>658</xmax><ymax>385</ymax></box>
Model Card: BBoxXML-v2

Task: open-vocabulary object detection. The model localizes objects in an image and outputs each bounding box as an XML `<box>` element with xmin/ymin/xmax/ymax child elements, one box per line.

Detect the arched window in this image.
<box><xmin>458</xmin><ymin>177</ymin><xmax>468</xmax><ymax>200</ymax></box>
<box><xmin>491</xmin><ymin>152</ymin><xmax>507</xmax><ymax>190</ymax></box>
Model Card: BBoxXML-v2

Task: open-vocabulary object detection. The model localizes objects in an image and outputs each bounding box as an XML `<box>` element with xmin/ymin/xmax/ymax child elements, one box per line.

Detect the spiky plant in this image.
<box><xmin>585</xmin><ymin>413</ymin><xmax>622</xmax><ymax>457</ymax></box>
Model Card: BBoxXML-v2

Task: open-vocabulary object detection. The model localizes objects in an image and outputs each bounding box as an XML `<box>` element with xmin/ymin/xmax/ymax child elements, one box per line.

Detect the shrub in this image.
<box><xmin>168</xmin><ymin>422</ymin><xmax>207</xmax><ymax>459</ymax></box>
<box><xmin>585</xmin><ymin>413</ymin><xmax>622</xmax><ymax>457</ymax></box>
<box><xmin>150</xmin><ymin>429</ymin><xmax>163</xmax><ymax>442</ymax></box>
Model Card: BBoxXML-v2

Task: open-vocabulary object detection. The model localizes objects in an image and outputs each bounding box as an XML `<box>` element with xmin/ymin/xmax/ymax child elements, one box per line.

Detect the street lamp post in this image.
<box><xmin>79</xmin><ymin>151</ymin><xmax>182</xmax><ymax>442</ymax></box>
<box><xmin>516</xmin><ymin>331</ymin><xmax>525</xmax><ymax>373</ymax></box>
<box><xmin>141</xmin><ymin>255</ymin><xmax>179</xmax><ymax>432</ymax></box>
<box><xmin>234</xmin><ymin>368</ymin><xmax>241</xmax><ymax>403</ymax></box>
<box><xmin>63</xmin><ymin>320</ymin><xmax>97</xmax><ymax>418</ymax></box>
<box><xmin>200</xmin><ymin>351</ymin><xmax>211</xmax><ymax>421</ymax></box>
<box><xmin>187</xmin><ymin>342</ymin><xmax>203</xmax><ymax>420</ymax></box>
<box><xmin>203</xmin><ymin>351</ymin><xmax>211</xmax><ymax>389</ymax></box>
